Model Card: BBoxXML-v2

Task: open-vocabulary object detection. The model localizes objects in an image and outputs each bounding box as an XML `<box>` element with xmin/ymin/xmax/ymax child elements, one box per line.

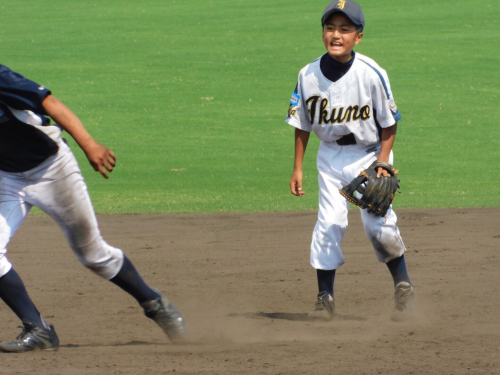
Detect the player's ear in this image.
<box><xmin>354</xmin><ymin>31</ymin><xmax>363</xmax><ymax>45</ymax></box>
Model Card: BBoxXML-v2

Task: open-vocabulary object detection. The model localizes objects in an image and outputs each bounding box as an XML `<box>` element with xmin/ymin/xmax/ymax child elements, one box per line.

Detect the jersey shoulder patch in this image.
<box><xmin>287</xmin><ymin>84</ymin><xmax>300</xmax><ymax>119</ymax></box>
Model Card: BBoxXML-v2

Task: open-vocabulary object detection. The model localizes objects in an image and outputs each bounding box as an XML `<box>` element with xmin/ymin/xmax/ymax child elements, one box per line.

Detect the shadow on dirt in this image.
<box><xmin>228</xmin><ymin>312</ymin><xmax>366</xmax><ymax>322</ymax></box>
<box><xmin>60</xmin><ymin>341</ymin><xmax>174</xmax><ymax>348</ymax></box>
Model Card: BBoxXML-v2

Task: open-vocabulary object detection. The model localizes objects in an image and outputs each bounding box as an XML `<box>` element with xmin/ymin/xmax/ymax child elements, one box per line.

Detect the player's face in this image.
<box><xmin>322</xmin><ymin>13</ymin><xmax>363</xmax><ymax>63</ymax></box>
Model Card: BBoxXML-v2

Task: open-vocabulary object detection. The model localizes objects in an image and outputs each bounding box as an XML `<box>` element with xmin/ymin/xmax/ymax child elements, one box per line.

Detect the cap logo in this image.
<box><xmin>337</xmin><ymin>0</ymin><xmax>346</xmax><ymax>9</ymax></box>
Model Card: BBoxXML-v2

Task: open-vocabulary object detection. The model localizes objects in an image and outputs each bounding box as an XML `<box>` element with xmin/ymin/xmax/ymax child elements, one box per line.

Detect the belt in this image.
<box><xmin>336</xmin><ymin>133</ymin><xmax>356</xmax><ymax>146</ymax></box>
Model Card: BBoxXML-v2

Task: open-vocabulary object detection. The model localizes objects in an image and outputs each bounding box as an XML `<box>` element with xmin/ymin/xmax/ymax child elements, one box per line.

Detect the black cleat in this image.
<box><xmin>0</xmin><ymin>321</ymin><xmax>59</xmax><ymax>353</ymax></box>
<box><xmin>141</xmin><ymin>290</ymin><xmax>186</xmax><ymax>342</ymax></box>
<box><xmin>308</xmin><ymin>291</ymin><xmax>335</xmax><ymax>321</ymax></box>
<box><xmin>394</xmin><ymin>281</ymin><xmax>415</xmax><ymax>312</ymax></box>
<box><xmin>392</xmin><ymin>281</ymin><xmax>415</xmax><ymax>321</ymax></box>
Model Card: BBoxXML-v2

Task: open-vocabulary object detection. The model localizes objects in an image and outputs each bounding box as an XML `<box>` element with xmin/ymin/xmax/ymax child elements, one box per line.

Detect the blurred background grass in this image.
<box><xmin>0</xmin><ymin>0</ymin><xmax>498</xmax><ymax>213</ymax></box>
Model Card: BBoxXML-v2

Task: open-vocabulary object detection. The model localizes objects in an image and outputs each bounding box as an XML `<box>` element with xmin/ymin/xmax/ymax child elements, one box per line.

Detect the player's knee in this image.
<box><xmin>363</xmin><ymin>220</ymin><xmax>378</xmax><ymax>239</ymax></box>
<box><xmin>364</xmin><ymin>225</ymin><xmax>388</xmax><ymax>250</ymax></box>
<box><xmin>76</xmin><ymin>245</ymin><xmax>124</xmax><ymax>280</ymax></box>
<box><xmin>0</xmin><ymin>253</ymin><xmax>13</xmax><ymax>278</ymax></box>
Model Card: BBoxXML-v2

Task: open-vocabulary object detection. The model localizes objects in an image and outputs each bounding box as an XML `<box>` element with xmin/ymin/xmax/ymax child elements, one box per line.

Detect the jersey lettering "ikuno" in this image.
<box><xmin>305</xmin><ymin>96</ymin><xmax>371</xmax><ymax>125</ymax></box>
<box><xmin>286</xmin><ymin>52</ymin><xmax>401</xmax><ymax>145</ymax></box>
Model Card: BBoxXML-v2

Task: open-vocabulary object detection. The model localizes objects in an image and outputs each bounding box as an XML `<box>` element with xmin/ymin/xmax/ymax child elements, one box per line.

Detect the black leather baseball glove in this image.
<box><xmin>339</xmin><ymin>160</ymin><xmax>400</xmax><ymax>217</ymax></box>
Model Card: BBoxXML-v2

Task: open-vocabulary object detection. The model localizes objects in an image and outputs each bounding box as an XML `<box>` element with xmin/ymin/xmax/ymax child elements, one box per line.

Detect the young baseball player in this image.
<box><xmin>0</xmin><ymin>64</ymin><xmax>186</xmax><ymax>352</ymax></box>
<box><xmin>287</xmin><ymin>0</ymin><xmax>414</xmax><ymax>320</ymax></box>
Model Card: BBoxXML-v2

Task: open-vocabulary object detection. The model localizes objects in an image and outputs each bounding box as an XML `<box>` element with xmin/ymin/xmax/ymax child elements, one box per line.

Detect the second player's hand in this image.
<box><xmin>290</xmin><ymin>170</ymin><xmax>305</xmax><ymax>196</ymax></box>
<box><xmin>83</xmin><ymin>140</ymin><xmax>116</xmax><ymax>179</ymax></box>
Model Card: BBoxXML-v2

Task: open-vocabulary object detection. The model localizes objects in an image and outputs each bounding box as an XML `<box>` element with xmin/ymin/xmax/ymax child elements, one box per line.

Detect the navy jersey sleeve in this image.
<box><xmin>0</xmin><ymin>65</ymin><xmax>51</xmax><ymax>114</ymax></box>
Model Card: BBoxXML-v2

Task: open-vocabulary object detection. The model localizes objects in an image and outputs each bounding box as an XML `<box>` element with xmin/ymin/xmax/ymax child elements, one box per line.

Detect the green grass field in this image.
<box><xmin>1</xmin><ymin>0</ymin><xmax>499</xmax><ymax>213</ymax></box>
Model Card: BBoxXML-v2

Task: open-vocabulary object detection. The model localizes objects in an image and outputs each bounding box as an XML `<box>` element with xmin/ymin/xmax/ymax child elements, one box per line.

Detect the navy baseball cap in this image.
<box><xmin>321</xmin><ymin>0</ymin><xmax>365</xmax><ymax>31</ymax></box>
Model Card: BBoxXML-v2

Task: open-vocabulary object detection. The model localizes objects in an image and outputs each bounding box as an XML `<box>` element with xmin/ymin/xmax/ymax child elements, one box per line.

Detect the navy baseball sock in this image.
<box><xmin>386</xmin><ymin>255</ymin><xmax>412</xmax><ymax>287</ymax></box>
<box><xmin>0</xmin><ymin>268</ymin><xmax>47</xmax><ymax>329</ymax></box>
<box><xmin>110</xmin><ymin>256</ymin><xmax>160</xmax><ymax>304</ymax></box>
<box><xmin>317</xmin><ymin>269</ymin><xmax>336</xmax><ymax>298</ymax></box>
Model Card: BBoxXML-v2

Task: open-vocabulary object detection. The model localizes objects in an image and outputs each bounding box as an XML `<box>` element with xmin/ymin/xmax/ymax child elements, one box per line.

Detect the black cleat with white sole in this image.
<box><xmin>141</xmin><ymin>290</ymin><xmax>186</xmax><ymax>341</ymax></box>
<box><xmin>0</xmin><ymin>321</ymin><xmax>59</xmax><ymax>353</ymax></box>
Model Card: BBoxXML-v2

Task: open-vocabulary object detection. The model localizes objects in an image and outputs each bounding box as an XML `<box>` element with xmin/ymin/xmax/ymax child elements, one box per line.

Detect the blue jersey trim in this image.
<box><xmin>358</xmin><ymin>59</ymin><xmax>390</xmax><ymax>99</ymax></box>
<box><xmin>359</xmin><ymin>59</ymin><xmax>402</xmax><ymax>121</ymax></box>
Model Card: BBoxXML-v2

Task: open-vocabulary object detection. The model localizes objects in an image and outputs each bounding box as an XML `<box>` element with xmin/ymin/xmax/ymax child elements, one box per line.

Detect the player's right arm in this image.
<box><xmin>290</xmin><ymin>128</ymin><xmax>310</xmax><ymax>196</ymax></box>
<box><xmin>42</xmin><ymin>95</ymin><xmax>116</xmax><ymax>179</ymax></box>
<box><xmin>286</xmin><ymin>73</ymin><xmax>313</xmax><ymax>196</ymax></box>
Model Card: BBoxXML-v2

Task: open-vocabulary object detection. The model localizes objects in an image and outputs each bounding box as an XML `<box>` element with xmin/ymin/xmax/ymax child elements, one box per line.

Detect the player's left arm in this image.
<box><xmin>370</xmin><ymin>67</ymin><xmax>400</xmax><ymax>179</ymax></box>
<box><xmin>376</xmin><ymin>123</ymin><xmax>397</xmax><ymax>178</ymax></box>
<box><xmin>42</xmin><ymin>94</ymin><xmax>116</xmax><ymax>179</ymax></box>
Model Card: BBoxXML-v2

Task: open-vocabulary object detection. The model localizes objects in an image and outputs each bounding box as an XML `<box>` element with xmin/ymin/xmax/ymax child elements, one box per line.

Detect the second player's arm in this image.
<box><xmin>42</xmin><ymin>95</ymin><xmax>116</xmax><ymax>179</ymax></box>
<box><xmin>377</xmin><ymin>122</ymin><xmax>397</xmax><ymax>178</ymax></box>
<box><xmin>290</xmin><ymin>128</ymin><xmax>310</xmax><ymax>196</ymax></box>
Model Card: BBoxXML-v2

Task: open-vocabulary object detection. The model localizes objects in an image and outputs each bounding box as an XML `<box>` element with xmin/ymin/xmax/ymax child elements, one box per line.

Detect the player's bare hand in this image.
<box><xmin>83</xmin><ymin>140</ymin><xmax>117</xmax><ymax>179</ymax></box>
<box><xmin>290</xmin><ymin>170</ymin><xmax>305</xmax><ymax>196</ymax></box>
<box><xmin>376</xmin><ymin>167</ymin><xmax>391</xmax><ymax>178</ymax></box>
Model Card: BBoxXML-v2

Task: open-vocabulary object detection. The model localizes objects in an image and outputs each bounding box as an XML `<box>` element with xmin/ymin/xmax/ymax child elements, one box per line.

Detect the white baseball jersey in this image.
<box><xmin>286</xmin><ymin>52</ymin><xmax>401</xmax><ymax>145</ymax></box>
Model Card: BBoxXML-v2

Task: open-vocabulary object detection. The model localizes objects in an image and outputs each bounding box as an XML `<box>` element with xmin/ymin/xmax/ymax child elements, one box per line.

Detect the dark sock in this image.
<box><xmin>0</xmin><ymin>268</ymin><xmax>46</xmax><ymax>328</ymax></box>
<box><xmin>386</xmin><ymin>255</ymin><xmax>412</xmax><ymax>287</ymax></box>
<box><xmin>110</xmin><ymin>256</ymin><xmax>160</xmax><ymax>304</ymax></box>
<box><xmin>317</xmin><ymin>269</ymin><xmax>336</xmax><ymax>298</ymax></box>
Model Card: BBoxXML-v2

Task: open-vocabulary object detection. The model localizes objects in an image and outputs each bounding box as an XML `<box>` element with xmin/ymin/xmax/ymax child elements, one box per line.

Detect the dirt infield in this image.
<box><xmin>1</xmin><ymin>208</ymin><xmax>499</xmax><ymax>374</ymax></box>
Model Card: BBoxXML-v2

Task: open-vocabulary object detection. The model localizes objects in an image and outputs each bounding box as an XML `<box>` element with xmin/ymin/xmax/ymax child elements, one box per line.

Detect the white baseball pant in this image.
<box><xmin>310</xmin><ymin>141</ymin><xmax>406</xmax><ymax>270</ymax></box>
<box><xmin>0</xmin><ymin>142</ymin><xmax>123</xmax><ymax>279</ymax></box>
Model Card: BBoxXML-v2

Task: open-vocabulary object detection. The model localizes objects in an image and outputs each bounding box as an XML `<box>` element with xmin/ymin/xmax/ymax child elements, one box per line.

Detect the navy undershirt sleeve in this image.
<box><xmin>0</xmin><ymin>65</ymin><xmax>51</xmax><ymax>114</ymax></box>
<box><xmin>319</xmin><ymin>52</ymin><xmax>355</xmax><ymax>82</ymax></box>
